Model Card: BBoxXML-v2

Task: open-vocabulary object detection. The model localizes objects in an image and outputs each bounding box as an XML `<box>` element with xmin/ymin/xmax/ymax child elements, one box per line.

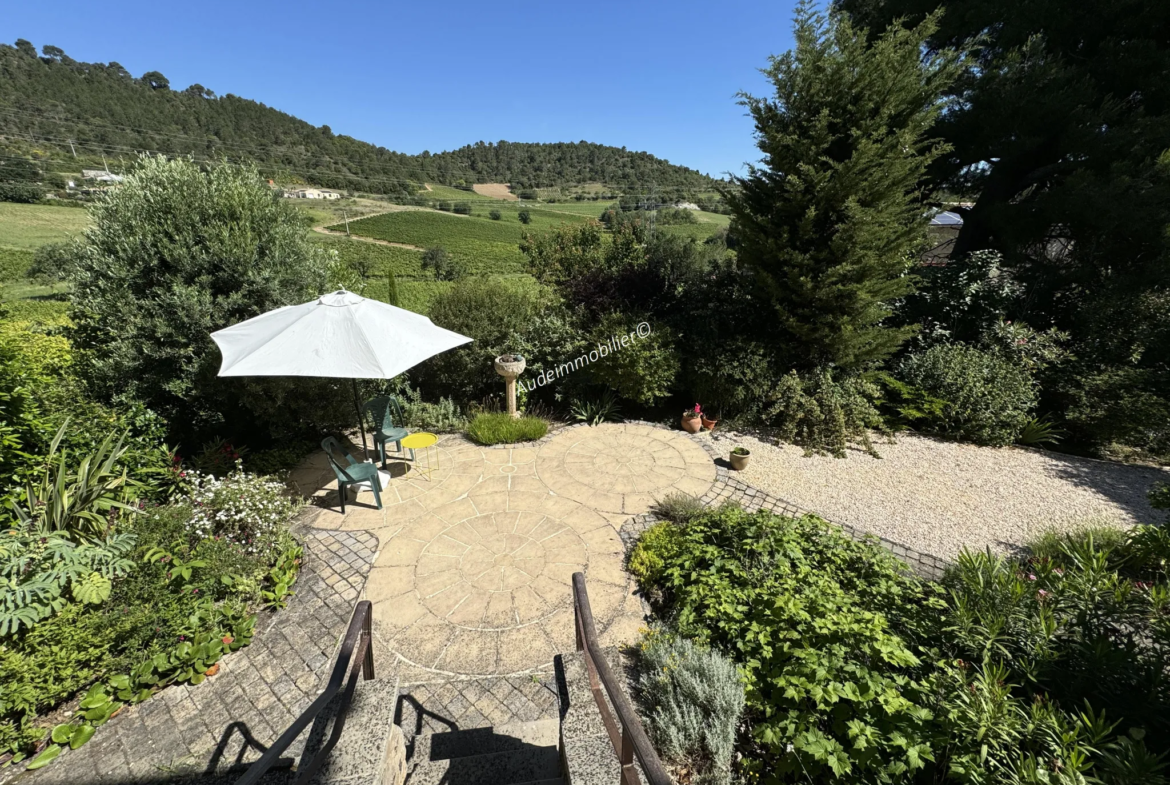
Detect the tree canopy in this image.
<box><xmin>726</xmin><ymin>1</ymin><xmax>962</xmax><ymax>370</ymax></box>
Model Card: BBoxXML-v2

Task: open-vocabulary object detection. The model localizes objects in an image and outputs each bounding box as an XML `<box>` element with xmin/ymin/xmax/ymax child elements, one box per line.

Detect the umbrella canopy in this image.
<box><xmin>211</xmin><ymin>290</ymin><xmax>472</xmax><ymax>379</ymax></box>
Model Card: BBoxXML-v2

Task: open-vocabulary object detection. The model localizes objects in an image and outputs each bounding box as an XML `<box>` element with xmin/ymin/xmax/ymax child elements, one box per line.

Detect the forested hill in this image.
<box><xmin>0</xmin><ymin>40</ymin><xmax>721</xmax><ymax>196</ymax></box>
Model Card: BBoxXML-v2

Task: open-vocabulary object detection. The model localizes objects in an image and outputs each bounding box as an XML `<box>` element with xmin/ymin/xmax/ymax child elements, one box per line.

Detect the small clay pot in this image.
<box><xmin>729</xmin><ymin>450</ymin><xmax>751</xmax><ymax>471</ymax></box>
<box><xmin>701</xmin><ymin>416</ymin><xmax>718</xmax><ymax>431</ymax></box>
<box><xmin>681</xmin><ymin>415</ymin><xmax>703</xmax><ymax>434</ymax></box>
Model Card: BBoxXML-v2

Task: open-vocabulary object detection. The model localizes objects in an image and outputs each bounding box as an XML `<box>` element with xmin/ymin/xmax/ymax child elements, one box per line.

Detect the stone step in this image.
<box><xmin>298</xmin><ymin>677</ymin><xmax>407</xmax><ymax>785</ymax></box>
<box><xmin>409</xmin><ymin>718</ymin><xmax>559</xmax><ymax>763</ymax></box>
<box><xmin>406</xmin><ymin>745</ymin><xmax>562</xmax><ymax>785</ymax></box>
<box><xmin>395</xmin><ymin>674</ymin><xmax>563</xmax><ymax>744</ymax></box>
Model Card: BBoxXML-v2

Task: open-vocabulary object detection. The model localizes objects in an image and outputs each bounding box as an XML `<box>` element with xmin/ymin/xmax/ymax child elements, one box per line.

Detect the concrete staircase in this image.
<box><xmin>405</xmin><ymin>719</ymin><xmax>562</xmax><ymax>785</ymax></box>
<box><xmin>395</xmin><ymin>674</ymin><xmax>566</xmax><ymax>785</ymax></box>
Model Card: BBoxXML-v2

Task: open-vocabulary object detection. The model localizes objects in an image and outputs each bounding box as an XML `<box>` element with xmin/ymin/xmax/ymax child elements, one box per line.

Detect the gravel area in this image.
<box><xmin>711</xmin><ymin>430</ymin><xmax>1169</xmax><ymax>560</ymax></box>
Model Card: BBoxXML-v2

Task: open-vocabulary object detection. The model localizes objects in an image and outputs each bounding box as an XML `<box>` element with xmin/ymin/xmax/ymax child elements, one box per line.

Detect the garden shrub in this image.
<box><xmin>489</xmin><ymin>209</ymin><xmax>502</xmax><ymax>220</ymax></box>
<box><xmin>68</xmin><ymin>155</ymin><xmax>339</xmax><ymax>446</ymax></box>
<box><xmin>518</xmin><ymin>210</ymin><xmax>531</xmax><ymax>224</ymax></box>
<box><xmin>651</xmin><ymin>492</ymin><xmax>706</xmax><ymax>525</ymax></box>
<box><xmin>626</xmin><ymin>520</ymin><xmax>684</xmax><ymax>589</ymax></box>
<box><xmin>585</xmin><ymin>313</ymin><xmax>677</xmax><ymax>406</ymax></box>
<box><xmin>655</xmin><ymin>207</ymin><xmax>698</xmax><ymax>225</ymax></box>
<box><xmin>635</xmin><ymin>627</ymin><xmax>744</xmax><ymax>785</ymax></box>
<box><xmin>466</xmin><ymin>413</ymin><xmax>548</xmax><ymax>445</ymax></box>
<box><xmin>937</xmin><ymin>538</ymin><xmax>1170</xmax><ymax>779</ymax></box>
<box><xmin>897</xmin><ymin>342</ymin><xmax>1036</xmax><ymax>446</ymax></box>
<box><xmin>424</xmin><ymin>277</ymin><xmax>548</xmax><ymax>403</ymax></box>
<box><xmin>0</xmin><ymin>466</ymin><xmax>303</xmax><ymax>764</ymax></box>
<box><xmin>1062</xmin><ymin>365</ymin><xmax>1170</xmax><ymax>464</ymax></box>
<box><xmin>763</xmin><ymin>367</ymin><xmax>886</xmax><ymax>457</ymax></box>
<box><xmin>634</xmin><ymin>505</ymin><xmax>939</xmax><ymax>782</ymax></box>
<box><xmin>452</xmin><ymin>202</ymin><xmax>472</xmax><ymax>215</ymax></box>
<box><xmin>392</xmin><ymin>380</ymin><xmax>466</xmax><ymax>431</ymax></box>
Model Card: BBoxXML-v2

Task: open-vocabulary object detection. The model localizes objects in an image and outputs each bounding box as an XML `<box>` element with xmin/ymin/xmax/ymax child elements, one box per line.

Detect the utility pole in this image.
<box><xmin>102</xmin><ymin>154</ymin><xmax>110</xmax><ymax>173</ymax></box>
<box><xmin>343</xmin><ymin>210</ymin><xmax>351</xmax><ymax>236</ymax></box>
<box><xmin>68</xmin><ymin>139</ymin><xmax>77</xmax><ymax>158</ymax></box>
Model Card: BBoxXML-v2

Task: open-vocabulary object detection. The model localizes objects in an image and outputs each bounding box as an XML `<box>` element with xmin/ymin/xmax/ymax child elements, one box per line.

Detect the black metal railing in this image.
<box><xmin>572</xmin><ymin>573</ymin><xmax>670</xmax><ymax>785</ymax></box>
<box><xmin>235</xmin><ymin>600</ymin><xmax>374</xmax><ymax>785</ymax></box>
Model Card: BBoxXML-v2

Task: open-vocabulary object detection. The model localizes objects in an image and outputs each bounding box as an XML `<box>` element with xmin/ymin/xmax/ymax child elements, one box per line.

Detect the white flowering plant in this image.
<box><xmin>187</xmin><ymin>464</ymin><xmax>302</xmax><ymax>556</ymax></box>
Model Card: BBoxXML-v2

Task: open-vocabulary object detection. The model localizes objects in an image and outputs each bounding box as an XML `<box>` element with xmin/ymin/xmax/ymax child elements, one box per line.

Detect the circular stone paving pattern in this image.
<box><xmin>536</xmin><ymin>422</ymin><xmax>717</xmax><ymax>515</ymax></box>
<box><xmin>416</xmin><ymin>511</ymin><xmax>587</xmax><ymax>629</ymax></box>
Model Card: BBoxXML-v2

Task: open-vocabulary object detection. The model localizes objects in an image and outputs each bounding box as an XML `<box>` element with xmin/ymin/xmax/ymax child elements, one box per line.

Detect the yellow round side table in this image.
<box><xmin>400</xmin><ymin>432</ymin><xmax>439</xmax><ymax>481</ymax></box>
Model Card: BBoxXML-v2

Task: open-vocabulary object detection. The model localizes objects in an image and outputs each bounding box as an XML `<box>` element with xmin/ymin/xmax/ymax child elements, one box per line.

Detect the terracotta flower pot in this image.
<box><xmin>729</xmin><ymin>450</ymin><xmax>751</xmax><ymax>471</ymax></box>
<box><xmin>701</xmin><ymin>416</ymin><xmax>718</xmax><ymax>431</ymax></box>
<box><xmin>681</xmin><ymin>415</ymin><xmax>703</xmax><ymax>433</ymax></box>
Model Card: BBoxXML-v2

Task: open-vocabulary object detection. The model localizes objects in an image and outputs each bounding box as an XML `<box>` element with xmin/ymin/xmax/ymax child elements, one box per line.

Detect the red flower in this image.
<box><xmin>222</xmin><ymin>635</ymin><xmax>234</xmax><ymax>645</ymax></box>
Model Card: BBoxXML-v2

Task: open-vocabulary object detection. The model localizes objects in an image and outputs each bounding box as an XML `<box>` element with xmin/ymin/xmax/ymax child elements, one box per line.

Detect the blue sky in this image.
<box><xmin>2</xmin><ymin>1</ymin><xmax>799</xmax><ymax>179</ymax></box>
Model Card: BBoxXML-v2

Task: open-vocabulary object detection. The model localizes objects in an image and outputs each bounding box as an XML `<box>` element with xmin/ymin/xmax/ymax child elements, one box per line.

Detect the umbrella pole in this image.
<box><xmin>352</xmin><ymin>379</ymin><xmax>368</xmax><ymax>461</ymax></box>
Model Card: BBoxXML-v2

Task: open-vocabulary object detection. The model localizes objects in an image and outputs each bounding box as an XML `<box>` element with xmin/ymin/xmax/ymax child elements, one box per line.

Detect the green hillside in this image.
<box><xmin>0</xmin><ymin>39</ymin><xmax>723</xmax><ymax>197</ymax></box>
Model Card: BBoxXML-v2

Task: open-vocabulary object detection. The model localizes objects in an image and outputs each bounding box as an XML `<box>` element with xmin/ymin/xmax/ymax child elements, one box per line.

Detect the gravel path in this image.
<box><xmin>711</xmin><ymin>430</ymin><xmax>1168</xmax><ymax>560</ymax></box>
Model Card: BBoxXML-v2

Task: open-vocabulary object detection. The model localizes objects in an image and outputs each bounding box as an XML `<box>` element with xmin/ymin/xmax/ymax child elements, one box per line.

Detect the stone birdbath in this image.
<box><xmin>494</xmin><ymin>354</ymin><xmax>526</xmax><ymax>418</ymax></box>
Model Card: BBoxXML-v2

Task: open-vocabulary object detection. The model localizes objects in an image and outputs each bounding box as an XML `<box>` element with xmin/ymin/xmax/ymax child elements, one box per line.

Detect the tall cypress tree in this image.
<box><xmin>726</xmin><ymin>2</ymin><xmax>960</xmax><ymax>370</ymax></box>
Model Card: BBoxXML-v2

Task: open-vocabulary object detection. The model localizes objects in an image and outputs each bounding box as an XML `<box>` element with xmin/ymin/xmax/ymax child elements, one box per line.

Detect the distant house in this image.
<box><xmin>81</xmin><ymin>168</ymin><xmax>123</xmax><ymax>183</ymax></box>
<box><xmin>283</xmin><ymin>187</ymin><xmax>340</xmax><ymax>200</ymax></box>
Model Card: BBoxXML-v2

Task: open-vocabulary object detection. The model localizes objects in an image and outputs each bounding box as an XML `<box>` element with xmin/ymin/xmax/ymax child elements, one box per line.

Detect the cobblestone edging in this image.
<box><xmin>18</xmin><ymin>520</ymin><xmax>379</xmax><ymax>785</ymax></box>
<box><xmin>615</xmin><ymin>420</ymin><xmax>951</xmax><ymax>581</ymax></box>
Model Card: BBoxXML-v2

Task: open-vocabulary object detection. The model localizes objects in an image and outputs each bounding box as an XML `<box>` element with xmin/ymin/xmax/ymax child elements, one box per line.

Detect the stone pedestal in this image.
<box><xmin>493</xmin><ymin>354</ymin><xmax>527</xmax><ymax>419</ymax></box>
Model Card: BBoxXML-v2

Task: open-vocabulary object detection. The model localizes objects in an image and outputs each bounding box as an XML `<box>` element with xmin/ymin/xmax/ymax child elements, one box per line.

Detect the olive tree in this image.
<box><xmin>70</xmin><ymin>155</ymin><xmax>349</xmax><ymax>443</ymax></box>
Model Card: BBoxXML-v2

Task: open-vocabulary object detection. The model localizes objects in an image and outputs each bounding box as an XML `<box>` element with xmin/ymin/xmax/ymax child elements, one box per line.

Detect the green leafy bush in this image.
<box><xmin>0</xmin><ymin>530</ymin><xmax>136</xmax><ymax>635</ymax></box>
<box><xmin>424</xmin><ymin>276</ymin><xmax>549</xmax><ymax>403</ymax></box>
<box><xmin>634</xmin><ymin>505</ymin><xmax>938</xmax><ymax>782</ymax></box>
<box><xmin>392</xmin><ymin>381</ymin><xmax>466</xmax><ymax>431</ymax></box>
<box><xmin>937</xmin><ymin>538</ymin><xmax>1170</xmax><ymax>780</ymax></box>
<box><xmin>897</xmin><ymin>343</ymin><xmax>1036</xmax><ymax>446</ymax></box>
<box><xmin>518</xmin><ymin>210</ymin><xmax>531</xmax><ymax>224</ymax></box>
<box><xmin>626</xmin><ymin>521</ymin><xmax>684</xmax><ymax>590</ymax></box>
<box><xmin>489</xmin><ymin>209</ymin><xmax>502</xmax><ymax>220</ymax></box>
<box><xmin>763</xmin><ymin>368</ymin><xmax>886</xmax><ymax>457</ymax></box>
<box><xmin>586</xmin><ymin>314</ymin><xmax>677</xmax><ymax>406</ymax></box>
<box><xmin>68</xmin><ymin>155</ymin><xmax>341</xmax><ymax>446</ymax></box>
<box><xmin>466</xmin><ymin>413</ymin><xmax>548</xmax><ymax>445</ymax></box>
<box><xmin>11</xmin><ymin>427</ymin><xmax>142</xmax><ymax>539</ymax></box>
<box><xmin>452</xmin><ymin>202</ymin><xmax>472</xmax><ymax>215</ymax></box>
<box><xmin>635</xmin><ymin>627</ymin><xmax>744</xmax><ymax>785</ymax></box>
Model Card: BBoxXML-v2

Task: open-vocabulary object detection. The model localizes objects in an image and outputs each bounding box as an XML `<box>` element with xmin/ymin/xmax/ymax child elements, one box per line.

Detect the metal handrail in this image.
<box><xmin>235</xmin><ymin>600</ymin><xmax>375</xmax><ymax>785</ymax></box>
<box><xmin>571</xmin><ymin>573</ymin><xmax>670</xmax><ymax>785</ymax></box>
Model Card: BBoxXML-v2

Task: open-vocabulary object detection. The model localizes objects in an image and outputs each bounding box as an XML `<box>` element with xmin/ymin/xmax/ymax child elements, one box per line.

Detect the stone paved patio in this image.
<box><xmin>304</xmin><ymin>423</ymin><xmax>718</xmax><ymax>684</ymax></box>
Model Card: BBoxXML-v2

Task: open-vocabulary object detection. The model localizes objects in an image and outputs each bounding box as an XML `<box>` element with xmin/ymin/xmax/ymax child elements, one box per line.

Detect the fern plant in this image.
<box><xmin>0</xmin><ymin>529</ymin><xmax>136</xmax><ymax>636</ymax></box>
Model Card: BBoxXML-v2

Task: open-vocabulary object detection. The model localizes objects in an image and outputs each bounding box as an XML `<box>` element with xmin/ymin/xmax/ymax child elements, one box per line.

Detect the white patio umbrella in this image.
<box><xmin>211</xmin><ymin>289</ymin><xmax>472</xmax><ymax>470</ymax></box>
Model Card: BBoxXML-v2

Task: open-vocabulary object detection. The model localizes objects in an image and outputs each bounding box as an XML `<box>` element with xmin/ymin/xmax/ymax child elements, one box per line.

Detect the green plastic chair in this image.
<box><xmin>321</xmin><ymin>436</ymin><xmax>383</xmax><ymax>513</ymax></box>
<box><xmin>362</xmin><ymin>395</ymin><xmax>412</xmax><ymax>468</ymax></box>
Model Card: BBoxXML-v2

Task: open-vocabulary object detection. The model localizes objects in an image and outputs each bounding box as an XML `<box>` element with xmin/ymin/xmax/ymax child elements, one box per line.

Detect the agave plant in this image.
<box><xmin>570</xmin><ymin>389</ymin><xmax>622</xmax><ymax>426</ymax></box>
<box><xmin>11</xmin><ymin>423</ymin><xmax>143</xmax><ymax>540</ymax></box>
<box><xmin>1017</xmin><ymin>416</ymin><xmax>1065</xmax><ymax>446</ymax></box>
